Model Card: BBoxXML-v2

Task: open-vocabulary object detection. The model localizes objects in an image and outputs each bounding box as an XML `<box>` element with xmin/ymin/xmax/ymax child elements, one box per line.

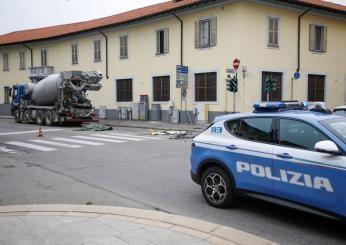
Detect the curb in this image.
<box><xmin>0</xmin><ymin>205</ymin><xmax>277</xmax><ymax>245</ymax></box>
<box><xmin>0</xmin><ymin>115</ymin><xmax>12</xmax><ymax>119</ymax></box>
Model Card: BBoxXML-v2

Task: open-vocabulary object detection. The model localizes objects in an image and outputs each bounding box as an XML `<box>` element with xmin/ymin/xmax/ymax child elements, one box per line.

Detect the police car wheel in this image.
<box><xmin>201</xmin><ymin>167</ymin><xmax>235</xmax><ymax>208</ymax></box>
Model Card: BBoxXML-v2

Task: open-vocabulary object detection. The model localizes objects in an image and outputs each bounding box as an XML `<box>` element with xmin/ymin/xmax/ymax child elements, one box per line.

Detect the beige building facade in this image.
<box><xmin>0</xmin><ymin>0</ymin><xmax>345</xmax><ymax>122</ymax></box>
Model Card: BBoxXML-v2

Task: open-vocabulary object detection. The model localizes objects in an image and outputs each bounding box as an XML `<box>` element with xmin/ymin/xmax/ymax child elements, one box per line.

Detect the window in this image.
<box><xmin>19</xmin><ymin>51</ymin><xmax>26</xmax><ymax>70</ymax></box>
<box><xmin>261</xmin><ymin>72</ymin><xmax>282</xmax><ymax>101</ymax></box>
<box><xmin>4</xmin><ymin>86</ymin><xmax>10</xmax><ymax>104</ymax></box>
<box><xmin>71</xmin><ymin>44</ymin><xmax>78</xmax><ymax>64</ymax></box>
<box><xmin>268</xmin><ymin>17</ymin><xmax>279</xmax><ymax>47</ymax></box>
<box><xmin>116</xmin><ymin>79</ymin><xmax>132</xmax><ymax>102</ymax></box>
<box><xmin>279</xmin><ymin>119</ymin><xmax>328</xmax><ymax>151</ymax></box>
<box><xmin>226</xmin><ymin>119</ymin><xmax>241</xmax><ymax>136</ymax></box>
<box><xmin>153</xmin><ymin>76</ymin><xmax>170</xmax><ymax>101</ymax></box>
<box><xmin>94</xmin><ymin>40</ymin><xmax>101</xmax><ymax>62</ymax></box>
<box><xmin>120</xmin><ymin>36</ymin><xmax>128</xmax><ymax>59</ymax></box>
<box><xmin>41</xmin><ymin>49</ymin><xmax>47</xmax><ymax>66</ymax></box>
<box><xmin>2</xmin><ymin>52</ymin><xmax>9</xmax><ymax>71</ymax></box>
<box><xmin>238</xmin><ymin>118</ymin><xmax>274</xmax><ymax>144</ymax></box>
<box><xmin>309</xmin><ymin>24</ymin><xmax>327</xmax><ymax>52</ymax></box>
<box><xmin>308</xmin><ymin>74</ymin><xmax>325</xmax><ymax>102</ymax></box>
<box><xmin>156</xmin><ymin>28</ymin><xmax>169</xmax><ymax>55</ymax></box>
<box><xmin>195</xmin><ymin>72</ymin><xmax>217</xmax><ymax>102</ymax></box>
<box><xmin>321</xmin><ymin>118</ymin><xmax>346</xmax><ymax>144</ymax></box>
<box><xmin>195</xmin><ymin>17</ymin><xmax>217</xmax><ymax>48</ymax></box>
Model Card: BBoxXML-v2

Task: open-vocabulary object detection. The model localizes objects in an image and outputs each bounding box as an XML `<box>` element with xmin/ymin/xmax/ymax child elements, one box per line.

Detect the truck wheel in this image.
<box><xmin>45</xmin><ymin>111</ymin><xmax>53</xmax><ymax>126</ymax></box>
<box><xmin>201</xmin><ymin>167</ymin><xmax>236</xmax><ymax>209</ymax></box>
<box><xmin>14</xmin><ymin>110</ymin><xmax>22</xmax><ymax>123</ymax></box>
<box><xmin>23</xmin><ymin>110</ymin><xmax>32</xmax><ymax>123</ymax></box>
<box><xmin>36</xmin><ymin>111</ymin><xmax>45</xmax><ymax>125</ymax></box>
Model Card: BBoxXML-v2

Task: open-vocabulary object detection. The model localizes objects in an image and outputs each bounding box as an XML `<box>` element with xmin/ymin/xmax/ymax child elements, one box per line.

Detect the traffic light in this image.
<box><xmin>265</xmin><ymin>78</ymin><xmax>277</xmax><ymax>93</ymax></box>
<box><xmin>226</xmin><ymin>74</ymin><xmax>232</xmax><ymax>92</ymax></box>
<box><xmin>226</xmin><ymin>75</ymin><xmax>238</xmax><ymax>93</ymax></box>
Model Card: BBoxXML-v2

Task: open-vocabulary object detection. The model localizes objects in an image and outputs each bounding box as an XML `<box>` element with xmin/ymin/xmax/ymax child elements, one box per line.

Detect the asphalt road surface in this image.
<box><xmin>0</xmin><ymin>118</ymin><xmax>345</xmax><ymax>245</ymax></box>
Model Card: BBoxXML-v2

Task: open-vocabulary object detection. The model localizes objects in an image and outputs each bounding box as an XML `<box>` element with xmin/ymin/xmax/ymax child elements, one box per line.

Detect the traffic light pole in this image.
<box><xmin>233</xmin><ymin>72</ymin><xmax>237</xmax><ymax>113</ymax></box>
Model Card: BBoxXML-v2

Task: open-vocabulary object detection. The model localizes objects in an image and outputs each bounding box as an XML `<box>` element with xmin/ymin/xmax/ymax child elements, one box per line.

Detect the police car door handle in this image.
<box><xmin>226</xmin><ymin>145</ymin><xmax>238</xmax><ymax>150</ymax></box>
<box><xmin>276</xmin><ymin>153</ymin><xmax>293</xmax><ymax>159</ymax></box>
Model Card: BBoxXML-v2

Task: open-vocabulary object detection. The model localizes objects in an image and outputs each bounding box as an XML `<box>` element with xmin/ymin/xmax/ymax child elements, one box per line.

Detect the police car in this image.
<box><xmin>190</xmin><ymin>101</ymin><xmax>346</xmax><ymax>220</ymax></box>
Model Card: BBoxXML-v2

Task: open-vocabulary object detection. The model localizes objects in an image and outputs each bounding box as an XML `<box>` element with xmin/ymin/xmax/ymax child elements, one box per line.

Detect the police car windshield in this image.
<box><xmin>321</xmin><ymin>118</ymin><xmax>346</xmax><ymax>144</ymax></box>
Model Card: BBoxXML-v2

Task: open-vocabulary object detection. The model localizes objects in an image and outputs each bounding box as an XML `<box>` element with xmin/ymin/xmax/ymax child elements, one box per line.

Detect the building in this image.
<box><xmin>0</xmin><ymin>0</ymin><xmax>345</xmax><ymax>123</ymax></box>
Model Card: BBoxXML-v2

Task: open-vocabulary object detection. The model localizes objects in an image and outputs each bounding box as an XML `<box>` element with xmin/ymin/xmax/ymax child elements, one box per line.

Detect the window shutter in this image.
<box><xmin>323</xmin><ymin>26</ymin><xmax>327</xmax><ymax>52</ymax></box>
<box><xmin>309</xmin><ymin>24</ymin><xmax>316</xmax><ymax>51</ymax></box>
<box><xmin>210</xmin><ymin>17</ymin><xmax>217</xmax><ymax>46</ymax></box>
<box><xmin>164</xmin><ymin>28</ymin><xmax>169</xmax><ymax>53</ymax></box>
<box><xmin>274</xmin><ymin>18</ymin><xmax>279</xmax><ymax>45</ymax></box>
<box><xmin>156</xmin><ymin>30</ymin><xmax>160</xmax><ymax>54</ymax></box>
<box><xmin>195</xmin><ymin>21</ymin><xmax>200</xmax><ymax>48</ymax></box>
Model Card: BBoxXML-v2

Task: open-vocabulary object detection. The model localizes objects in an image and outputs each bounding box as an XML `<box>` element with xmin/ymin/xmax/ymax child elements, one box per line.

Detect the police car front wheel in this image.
<box><xmin>201</xmin><ymin>167</ymin><xmax>236</xmax><ymax>208</ymax></box>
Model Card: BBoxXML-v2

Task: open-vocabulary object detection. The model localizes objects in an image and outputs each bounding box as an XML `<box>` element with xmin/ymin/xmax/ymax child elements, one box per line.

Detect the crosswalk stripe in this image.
<box><xmin>91</xmin><ymin>134</ymin><xmax>144</xmax><ymax>141</ymax></box>
<box><xmin>107</xmin><ymin>133</ymin><xmax>162</xmax><ymax>140</ymax></box>
<box><xmin>52</xmin><ymin>138</ymin><xmax>105</xmax><ymax>146</ymax></box>
<box><xmin>72</xmin><ymin>136</ymin><xmax>124</xmax><ymax>143</ymax></box>
<box><xmin>0</xmin><ymin>129</ymin><xmax>63</xmax><ymax>136</ymax></box>
<box><xmin>5</xmin><ymin>141</ymin><xmax>57</xmax><ymax>152</ymax></box>
<box><xmin>29</xmin><ymin>139</ymin><xmax>82</xmax><ymax>148</ymax></box>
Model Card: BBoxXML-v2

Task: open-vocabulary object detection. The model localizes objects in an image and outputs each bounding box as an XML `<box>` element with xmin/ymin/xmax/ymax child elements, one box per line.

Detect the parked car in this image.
<box><xmin>333</xmin><ymin>105</ymin><xmax>346</xmax><ymax>117</ymax></box>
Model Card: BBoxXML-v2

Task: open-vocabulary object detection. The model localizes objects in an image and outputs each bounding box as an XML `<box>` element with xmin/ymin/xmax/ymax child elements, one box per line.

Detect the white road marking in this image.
<box><xmin>91</xmin><ymin>134</ymin><xmax>144</xmax><ymax>141</ymax></box>
<box><xmin>107</xmin><ymin>133</ymin><xmax>162</xmax><ymax>140</ymax></box>
<box><xmin>52</xmin><ymin>138</ymin><xmax>105</xmax><ymax>146</ymax></box>
<box><xmin>5</xmin><ymin>142</ymin><xmax>57</xmax><ymax>152</ymax></box>
<box><xmin>29</xmin><ymin>139</ymin><xmax>82</xmax><ymax>148</ymax></box>
<box><xmin>0</xmin><ymin>129</ymin><xmax>63</xmax><ymax>136</ymax></box>
<box><xmin>72</xmin><ymin>136</ymin><xmax>124</xmax><ymax>143</ymax></box>
<box><xmin>0</xmin><ymin>147</ymin><xmax>16</xmax><ymax>154</ymax></box>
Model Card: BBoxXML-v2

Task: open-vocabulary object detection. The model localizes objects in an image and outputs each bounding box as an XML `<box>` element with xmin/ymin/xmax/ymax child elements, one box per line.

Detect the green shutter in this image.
<box><xmin>309</xmin><ymin>24</ymin><xmax>316</xmax><ymax>51</ymax></box>
<box><xmin>210</xmin><ymin>17</ymin><xmax>217</xmax><ymax>46</ymax></box>
<box><xmin>164</xmin><ymin>28</ymin><xmax>169</xmax><ymax>53</ymax></box>
<box><xmin>195</xmin><ymin>21</ymin><xmax>200</xmax><ymax>48</ymax></box>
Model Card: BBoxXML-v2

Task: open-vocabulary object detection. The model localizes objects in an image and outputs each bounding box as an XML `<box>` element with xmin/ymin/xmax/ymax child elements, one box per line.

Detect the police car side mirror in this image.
<box><xmin>314</xmin><ymin>140</ymin><xmax>340</xmax><ymax>155</ymax></box>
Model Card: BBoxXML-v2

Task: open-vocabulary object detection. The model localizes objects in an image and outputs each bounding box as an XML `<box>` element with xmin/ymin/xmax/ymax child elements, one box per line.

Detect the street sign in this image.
<box><xmin>233</xmin><ymin>58</ymin><xmax>240</xmax><ymax>70</ymax></box>
<box><xmin>176</xmin><ymin>65</ymin><xmax>189</xmax><ymax>88</ymax></box>
<box><xmin>294</xmin><ymin>72</ymin><xmax>300</xmax><ymax>80</ymax></box>
<box><xmin>226</xmin><ymin>68</ymin><xmax>235</xmax><ymax>73</ymax></box>
<box><xmin>182</xmin><ymin>88</ymin><xmax>187</xmax><ymax>98</ymax></box>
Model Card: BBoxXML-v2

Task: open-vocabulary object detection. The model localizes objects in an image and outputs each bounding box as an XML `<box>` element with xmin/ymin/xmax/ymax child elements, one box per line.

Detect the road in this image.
<box><xmin>0</xmin><ymin>118</ymin><xmax>345</xmax><ymax>245</ymax></box>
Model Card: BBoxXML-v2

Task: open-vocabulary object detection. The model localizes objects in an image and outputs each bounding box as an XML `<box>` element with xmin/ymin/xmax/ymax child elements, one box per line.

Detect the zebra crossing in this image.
<box><xmin>3</xmin><ymin>133</ymin><xmax>162</xmax><ymax>153</ymax></box>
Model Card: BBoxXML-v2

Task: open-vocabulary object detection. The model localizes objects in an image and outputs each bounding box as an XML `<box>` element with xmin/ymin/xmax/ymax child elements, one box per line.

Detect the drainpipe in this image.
<box><xmin>98</xmin><ymin>30</ymin><xmax>109</xmax><ymax>79</ymax></box>
<box><xmin>172</xmin><ymin>12</ymin><xmax>193</xmax><ymax>124</ymax></box>
<box><xmin>172</xmin><ymin>12</ymin><xmax>183</xmax><ymax>66</ymax></box>
<box><xmin>22</xmin><ymin>43</ymin><xmax>33</xmax><ymax>68</ymax></box>
<box><xmin>297</xmin><ymin>7</ymin><xmax>311</xmax><ymax>73</ymax></box>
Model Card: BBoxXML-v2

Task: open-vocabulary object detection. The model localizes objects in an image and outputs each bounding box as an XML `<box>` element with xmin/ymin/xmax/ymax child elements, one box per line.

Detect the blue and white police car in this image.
<box><xmin>190</xmin><ymin>101</ymin><xmax>346</xmax><ymax>220</ymax></box>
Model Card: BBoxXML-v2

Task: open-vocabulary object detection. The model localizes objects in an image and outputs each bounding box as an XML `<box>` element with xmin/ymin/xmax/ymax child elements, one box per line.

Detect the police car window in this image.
<box><xmin>225</xmin><ymin>120</ymin><xmax>240</xmax><ymax>136</ymax></box>
<box><xmin>279</xmin><ymin>119</ymin><xmax>328</xmax><ymax>151</ymax></box>
<box><xmin>321</xmin><ymin>118</ymin><xmax>346</xmax><ymax>144</ymax></box>
<box><xmin>238</xmin><ymin>118</ymin><xmax>273</xmax><ymax>143</ymax></box>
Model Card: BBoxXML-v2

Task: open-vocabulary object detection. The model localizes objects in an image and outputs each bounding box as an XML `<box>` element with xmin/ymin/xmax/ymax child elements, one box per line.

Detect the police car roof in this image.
<box><xmin>214</xmin><ymin>110</ymin><xmax>341</xmax><ymax>123</ymax></box>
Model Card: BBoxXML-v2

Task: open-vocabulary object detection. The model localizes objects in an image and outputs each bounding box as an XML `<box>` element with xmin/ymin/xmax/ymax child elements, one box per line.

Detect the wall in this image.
<box><xmin>0</xmin><ymin>0</ymin><xmax>345</xmax><ymax>121</ymax></box>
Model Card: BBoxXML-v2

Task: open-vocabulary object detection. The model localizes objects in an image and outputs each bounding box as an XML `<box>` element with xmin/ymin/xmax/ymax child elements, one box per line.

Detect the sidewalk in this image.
<box><xmin>0</xmin><ymin>205</ymin><xmax>277</xmax><ymax>245</ymax></box>
<box><xmin>99</xmin><ymin>119</ymin><xmax>207</xmax><ymax>132</ymax></box>
<box><xmin>0</xmin><ymin>115</ymin><xmax>208</xmax><ymax>132</ymax></box>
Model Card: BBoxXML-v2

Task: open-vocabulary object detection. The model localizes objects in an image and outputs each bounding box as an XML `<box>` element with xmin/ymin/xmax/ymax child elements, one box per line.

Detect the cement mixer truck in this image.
<box><xmin>9</xmin><ymin>70</ymin><xmax>103</xmax><ymax>126</ymax></box>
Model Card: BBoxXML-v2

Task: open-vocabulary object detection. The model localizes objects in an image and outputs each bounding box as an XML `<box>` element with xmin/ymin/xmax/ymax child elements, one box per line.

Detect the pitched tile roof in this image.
<box><xmin>0</xmin><ymin>0</ymin><xmax>345</xmax><ymax>46</ymax></box>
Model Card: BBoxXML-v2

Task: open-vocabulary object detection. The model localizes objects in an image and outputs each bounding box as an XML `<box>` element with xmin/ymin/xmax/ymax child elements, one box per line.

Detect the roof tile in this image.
<box><xmin>0</xmin><ymin>0</ymin><xmax>344</xmax><ymax>46</ymax></box>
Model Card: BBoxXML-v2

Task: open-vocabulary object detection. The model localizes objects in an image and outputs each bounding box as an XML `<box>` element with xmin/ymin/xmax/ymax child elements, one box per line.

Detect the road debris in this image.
<box><xmin>76</xmin><ymin>123</ymin><xmax>113</xmax><ymax>131</ymax></box>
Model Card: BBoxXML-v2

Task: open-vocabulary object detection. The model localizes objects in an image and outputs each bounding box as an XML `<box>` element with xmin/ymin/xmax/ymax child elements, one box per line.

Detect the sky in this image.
<box><xmin>0</xmin><ymin>0</ymin><xmax>345</xmax><ymax>35</ymax></box>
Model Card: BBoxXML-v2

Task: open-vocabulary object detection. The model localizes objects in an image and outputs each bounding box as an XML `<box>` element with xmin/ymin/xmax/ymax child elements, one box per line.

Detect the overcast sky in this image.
<box><xmin>1</xmin><ymin>0</ymin><xmax>345</xmax><ymax>35</ymax></box>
